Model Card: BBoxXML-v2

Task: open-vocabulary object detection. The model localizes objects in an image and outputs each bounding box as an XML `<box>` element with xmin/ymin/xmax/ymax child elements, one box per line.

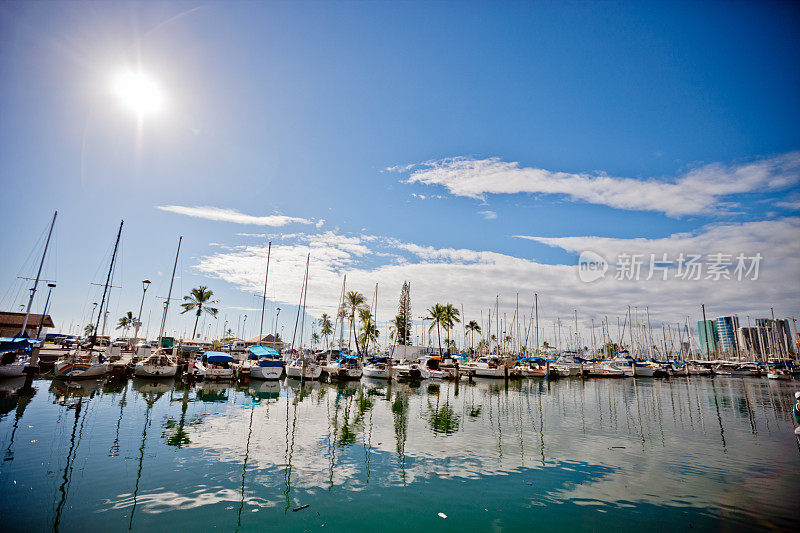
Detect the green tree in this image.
<box><xmin>318</xmin><ymin>313</ymin><xmax>333</xmax><ymax>350</ymax></box>
<box><xmin>441</xmin><ymin>304</ymin><xmax>461</xmax><ymax>355</ymax></box>
<box><xmin>358</xmin><ymin>307</ymin><xmax>379</xmax><ymax>353</ymax></box>
<box><xmin>466</xmin><ymin>320</ymin><xmax>481</xmax><ymax>353</ymax></box>
<box><xmin>311</xmin><ymin>332</ymin><xmax>320</xmax><ymax>350</ymax></box>
<box><xmin>395</xmin><ymin>281</ymin><xmax>412</xmax><ymax>345</ymax></box>
<box><xmin>84</xmin><ymin>323</ymin><xmax>94</xmax><ymax>337</ymax></box>
<box><xmin>427</xmin><ymin>303</ymin><xmax>461</xmax><ymax>356</ymax></box>
<box><xmin>344</xmin><ymin>290</ymin><xmax>367</xmax><ymax>355</ymax></box>
<box><xmin>180</xmin><ymin>286</ymin><xmax>219</xmax><ymax>339</ymax></box>
<box><xmin>117</xmin><ymin>311</ymin><xmax>134</xmax><ymax>337</ymax></box>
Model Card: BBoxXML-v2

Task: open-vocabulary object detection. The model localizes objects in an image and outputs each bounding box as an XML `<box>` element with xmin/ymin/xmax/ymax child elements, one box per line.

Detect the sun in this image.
<box><xmin>112</xmin><ymin>71</ymin><xmax>164</xmax><ymax>117</ymax></box>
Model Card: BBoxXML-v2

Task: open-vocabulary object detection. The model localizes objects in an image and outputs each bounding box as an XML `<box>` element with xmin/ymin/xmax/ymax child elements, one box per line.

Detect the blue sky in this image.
<box><xmin>1</xmin><ymin>1</ymin><xmax>799</xmax><ymax>346</ymax></box>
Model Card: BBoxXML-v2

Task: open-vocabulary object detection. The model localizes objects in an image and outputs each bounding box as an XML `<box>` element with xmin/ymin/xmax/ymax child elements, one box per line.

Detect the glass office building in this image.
<box><xmin>697</xmin><ymin>320</ymin><xmax>719</xmax><ymax>356</ymax></box>
<box><xmin>714</xmin><ymin>316</ymin><xmax>740</xmax><ymax>354</ymax></box>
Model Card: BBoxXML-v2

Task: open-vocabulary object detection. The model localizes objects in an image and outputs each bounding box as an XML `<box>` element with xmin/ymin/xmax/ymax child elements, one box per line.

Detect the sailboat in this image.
<box><xmin>134</xmin><ymin>237</ymin><xmax>182</xmax><ymax>378</ymax></box>
<box><xmin>362</xmin><ymin>356</ymin><xmax>390</xmax><ymax>379</ymax></box>
<box><xmin>248</xmin><ymin>242</ymin><xmax>284</xmax><ymax>380</ymax></box>
<box><xmin>285</xmin><ymin>253</ymin><xmax>322</xmax><ymax>381</ymax></box>
<box><xmin>2</xmin><ymin>212</ymin><xmax>56</xmax><ymax>378</ymax></box>
<box><xmin>55</xmin><ymin>219</ymin><xmax>123</xmax><ymax>380</ymax></box>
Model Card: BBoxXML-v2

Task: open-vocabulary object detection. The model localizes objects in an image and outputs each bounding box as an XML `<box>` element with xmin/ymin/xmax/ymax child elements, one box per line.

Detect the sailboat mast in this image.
<box><xmin>20</xmin><ymin>210</ymin><xmax>57</xmax><ymax>337</ymax></box>
<box><xmin>157</xmin><ymin>236</ymin><xmax>182</xmax><ymax>350</ymax></box>
<box><xmin>258</xmin><ymin>242</ymin><xmax>272</xmax><ymax>346</ymax></box>
<box><xmin>92</xmin><ymin>220</ymin><xmax>123</xmax><ymax>345</ymax></box>
<box><xmin>534</xmin><ymin>293</ymin><xmax>539</xmax><ymax>356</ymax></box>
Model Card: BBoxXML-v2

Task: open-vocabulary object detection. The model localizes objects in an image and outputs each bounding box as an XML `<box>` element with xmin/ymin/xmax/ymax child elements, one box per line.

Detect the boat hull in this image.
<box><xmin>134</xmin><ymin>364</ymin><xmax>178</xmax><ymax>378</ymax></box>
<box><xmin>54</xmin><ymin>361</ymin><xmax>109</xmax><ymax>379</ymax></box>
<box><xmin>362</xmin><ymin>366</ymin><xmax>389</xmax><ymax>379</ymax></box>
<box><xmin>286</xmin><ymin>364</ymin><xmax>322</xmax><ymax>380</ymax></box>
<box><xmin>0</xmin><ymin>363</ymin><xmax>27</xmax><ymax>378</ymax></box>
<box><xmin>204</xmin><ymin>368</ymin><xmax>235</xmax><ymax>381</ymax></box>
<box><xmin>250</xmin><ymin>362</ymin><xmax>283</xmax><ymax>380</ymax></box>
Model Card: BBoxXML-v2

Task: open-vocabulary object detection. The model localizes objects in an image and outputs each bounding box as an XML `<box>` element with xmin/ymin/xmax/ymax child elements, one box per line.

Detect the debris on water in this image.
<box><xmin>293</xmin><ymin>504</ymin><xmax>310</xmax><ymax>512</ymax></box>
<box><xmin>438</xmin><ymin>512</ymin><xmax>447</xmax><ymax>519</ymax></box>
<box><xmin>610</xmin><ymin>446</ymin><xmax>626</xmax><ymax>449</ymax></box>
<box><xmin>526</xmin><ymin>482</ymin><xmax>533</xmax><ymax>485</ymax></box>
<box><xmin>377</xmin><ymin>442</ymin><xmax>382</xmax><ymax>445</ymax></box>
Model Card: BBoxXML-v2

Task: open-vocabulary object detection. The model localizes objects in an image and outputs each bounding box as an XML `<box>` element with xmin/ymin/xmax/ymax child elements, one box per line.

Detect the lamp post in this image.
<box><xmin>36</xmin><ymin>283</ymin><xmax>56</xmax><ymax>338</ymax></box>
<box><xmin>133</xmin><ymin>279</ymin><xmax>151</xmax><ymax>345</ymax></box>
<box><xmin>87</xmin><ymin>302</ymin><xmax>98</xmax><ymax>337</ymax></box>
<box><xmin>273</xmin><ymin>307</ymin><xmax>281</xmax><ymax>344</ymax></box>
<box><xmin>242</xmin><ymin>314</ymin><xmax>248</xmax><ymax>341</ymax></box>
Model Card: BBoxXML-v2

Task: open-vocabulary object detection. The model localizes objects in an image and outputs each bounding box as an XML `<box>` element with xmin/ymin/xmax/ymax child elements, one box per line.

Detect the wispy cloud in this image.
<box><xmin>775</xmin><ymin>198</ymin><xmax>800</xmax><ymax>211</ymax></box>
<box><xmin>156</xmin><ymin>205</ymin><xmax>313</xmax><ymax>226</ymax></box>
<box><xmin>478</xmin><ymin>210</ymin><xmax>497</xmax><ymax>220</ymax></box>
<box><xmin>192</xmin><ymin>219</ymin><xmax>800</xmax><ymax>333</ymax></box>
<box><xmin>401</xmin><ymin>152</ymin><xmax>800</xmax><ymax>217</ymax></box>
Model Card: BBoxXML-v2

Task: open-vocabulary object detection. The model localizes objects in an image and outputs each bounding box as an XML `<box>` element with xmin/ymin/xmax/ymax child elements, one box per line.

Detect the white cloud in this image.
<box><xmin>478</xmin><ymin>210</ymin><xmax>497</xmax><ymax>220</ymax></box>
<box><xmin>316</xmin><ymin>219</ymin><xmax>325</xmax><ymax>228</ymax></box>
<box><xmin>155</xmin><ymin>205</ymin><xmax>312</xmax><ymax>226</ymax></box>
<box><xmin>775</xmin><ymin>199</ymin><xmax>800</xmax><ymax>211</ymax></box>
<box><xmin>402</xmin><ymin>152</ymin><xmax>800</xmax><ymax>217</ymax></box>
<box><xmin>192</xmin><ymin>219</ymin><xmax>800</xmax><ymax>347</ymax></box>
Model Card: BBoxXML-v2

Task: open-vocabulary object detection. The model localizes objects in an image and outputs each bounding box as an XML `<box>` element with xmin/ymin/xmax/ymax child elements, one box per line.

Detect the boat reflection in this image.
<box><xmin>1</xmin><ymin>375</ymin><xmax>796</xmax><ymax>532</ymax></box>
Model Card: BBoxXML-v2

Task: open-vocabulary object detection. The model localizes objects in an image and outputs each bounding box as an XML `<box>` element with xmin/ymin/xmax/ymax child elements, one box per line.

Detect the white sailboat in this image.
<box><xmin>285</xmin><ymin>356</ymin><xmax>322</xmax><ymax>380</ymax></box>
<box><xmin>55</xmin><ymin>219</ymin><xmax>123</xmax><ymax>380</ymax></box>
<box><xmin>248</xmin><ymin>242</ymin><xmax>284</xmax><ymax>381</ymax></box>
<box><xmin>322</xmin><ymin>355</ymin><xmax>363</xmax><ymax>380</ymax></box>
<box><xmin>394</xmin><ymin>359</ymin><xmax>430</xmax><ymax>380</ymax></box>
<box><xmin>2</xmin><ymin>212</ymin><xmax>56</xmax><ymax>378</ymax></box>
<box><xmin>134</xmin><ymin>236</ymin><xmax>182</xmax><ymax>379</ymax></box>
<box><xmin>463</xmin><ymin>356</ymin><xmax>506</xmax><ymax>378</ymax></box>
<box><xmin>362</xmin><ymin>356</ymin><xmax>391</xmax><ymax>379</ymax></box>
<box><xmin>198</xmin><ymin>351</ymin><xmax>236</xmax><ymax>381</ymax></box>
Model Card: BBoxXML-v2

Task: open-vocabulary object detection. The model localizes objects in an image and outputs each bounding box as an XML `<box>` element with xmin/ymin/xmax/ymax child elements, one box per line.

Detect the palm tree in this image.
<box><xmin>441</xmin><ymin>304</ymin><xmax>461</xmax><ymax>355</ymax></box>
<box><xmin>359</xmin><ymin>311</ymin><xmax>380</xmax><ymax>354</ymax></box>
<box><xmin>180</xmin><ymin>286</ymin><xmax>219</xmax><ymax>339</ymax></box>
<box><xmin>344</xmin><ymin>290</ymin><xmax>366</xmax><ymax>355</ymax></box>
<box><xmin>358</xmin><ymin>306</ymin><xmax>379</xmax><ymax>354</ymax></box>
<box><xmin>84</xmin><ymin>324</ymin><xmax>94</xmax><ymax>337</ymax></box>
<box><xmin>318</xmin><ymin>313</ymin><xmax>333</xmax><ymax>350</ymax></box>
<box><xmin>427</xmin><ymin>304</ymin><xmax>446</xmax><ymax>356</ymax></box>
<box><xmin>466</xmin><ymin>320</ymin><xmax>481</xmax><ymax>353</ymax></box>
<box><xmin>117</xmin><ymin>311</ymin><xmax>134</xmax><ymax>337</ymax></box>
<box><xmin>311</xmin><ymin>332</ymin><xmax>320</xmax><ymax>350</ymax></box>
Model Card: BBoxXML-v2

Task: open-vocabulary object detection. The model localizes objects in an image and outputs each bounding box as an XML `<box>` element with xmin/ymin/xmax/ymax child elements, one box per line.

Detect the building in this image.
<box><xmin>246</xmin><ymin>333</ymin><xmax>285</xmax><ymax>350</ymax></box>
<box><xmin>714</xmin><ymin>316</ymin><xmax>740</xmax><ymax>354</ymax></box>
<box><xmin>736</xmin><ymin>326</ymin><xmax>771</xmax><ymax>358</ymax></box>
<box><xmin>0</xmin><ymin>311</ymin><xmax>54</xmax><ymax>338</ymax></box>
<box><xmin>755</xmin><ymin>318</ymin><xmax>795</xmax><ymax>356</ymax></box>
<box><xmin>697</xmin><ymin>320</ymin><xmax>719</xmax><ymax>356</ymax></box>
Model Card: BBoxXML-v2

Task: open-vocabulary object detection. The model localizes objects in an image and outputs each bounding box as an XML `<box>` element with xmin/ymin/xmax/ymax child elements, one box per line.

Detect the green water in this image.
<box><xmin>0</xmin><ymin>376</ymin><xmax>797</xmax><ymax>532</ymax></box>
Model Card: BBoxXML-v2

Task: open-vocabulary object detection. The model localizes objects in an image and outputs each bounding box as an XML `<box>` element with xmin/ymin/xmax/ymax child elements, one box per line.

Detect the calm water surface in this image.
<box><xmin>0</xmin><ymin>376</ymin><xmax>798</xmax><ymax>532</ymax></box>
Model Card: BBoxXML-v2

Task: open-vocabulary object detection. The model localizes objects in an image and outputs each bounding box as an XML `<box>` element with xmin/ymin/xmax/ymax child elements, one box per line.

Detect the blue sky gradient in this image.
<box><xmin>1</xmin><ymin>1</ymin><xmax>798</xmax><ymax>343</ymax></box>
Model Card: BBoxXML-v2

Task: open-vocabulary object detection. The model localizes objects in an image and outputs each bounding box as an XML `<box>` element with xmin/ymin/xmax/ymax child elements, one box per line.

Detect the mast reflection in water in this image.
<box><xmin>0</xmin><ymin>377</ymin><xmax>797</xmax><ymax>531</ymax></box>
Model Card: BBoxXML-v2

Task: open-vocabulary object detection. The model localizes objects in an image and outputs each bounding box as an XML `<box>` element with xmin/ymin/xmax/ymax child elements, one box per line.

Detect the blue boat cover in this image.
<box><xmin>204</xmin><ymin>351</ymin><xmax>234</xmax><ymax>363</ymax></box>
<box><xmin>0</xmin><ymin>336</ymin><xmax>42</xmax><ymax>353</ymax></box>
<box><xmin>249</xmin><ymin>345</ymin><xmax>280</xmax><ymax>358</ymax></box>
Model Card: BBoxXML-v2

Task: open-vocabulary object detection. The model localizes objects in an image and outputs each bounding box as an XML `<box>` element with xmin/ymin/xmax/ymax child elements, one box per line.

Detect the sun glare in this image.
<box><xmin>112</xmin><ymin>71</ymin><xmax>164</xmax><ymax>117</ymax></box>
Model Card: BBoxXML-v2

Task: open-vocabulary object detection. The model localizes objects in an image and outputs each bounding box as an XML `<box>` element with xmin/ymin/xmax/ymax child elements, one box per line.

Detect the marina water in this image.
<box><xmin>1</xmin><ymin>376</ymin><xmax>797</xmax><ymax>531</ymax></box>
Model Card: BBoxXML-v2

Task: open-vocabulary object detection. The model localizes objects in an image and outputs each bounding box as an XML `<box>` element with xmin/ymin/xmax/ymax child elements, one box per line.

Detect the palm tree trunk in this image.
<box><xmin>192</xmin><ymin>310</ymin><xmax>200</xmax><ymax>339</ymax></box>
<box><xmin>437</xmin><ymin>322</ymin><xmax>442</xmax><ymax>357</ymax></box>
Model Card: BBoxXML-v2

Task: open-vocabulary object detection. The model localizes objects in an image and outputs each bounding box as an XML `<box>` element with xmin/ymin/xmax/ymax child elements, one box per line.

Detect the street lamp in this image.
<box><xmin>274</xmin><ymin>307</ymin><xmax>281</xmax><ymax>342</ymax></box>
<box><xmin>133</xmin><ymin>279</ymin><xmax>151</xmax><ymax>346</ymax></box>
<box><xmin>242</xmin><ymin>314</ymin><xmax>248</xmax><ymax>340</ymax></box>
<box><xmin>87</xmin><ymin>302</ymin><xmax>98</xmax><ymax>336</ymax></box>
<box><xmin>37</xmin><ymin>283</ymin><xmax>56</xmax><ymax>337</ymax></box>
